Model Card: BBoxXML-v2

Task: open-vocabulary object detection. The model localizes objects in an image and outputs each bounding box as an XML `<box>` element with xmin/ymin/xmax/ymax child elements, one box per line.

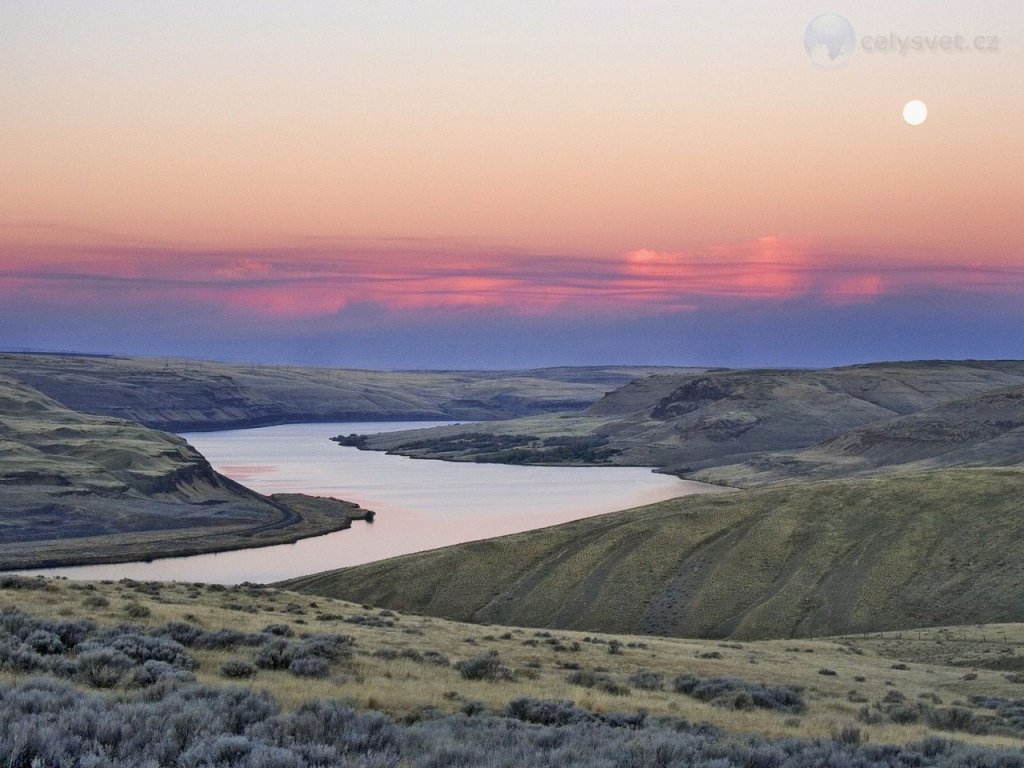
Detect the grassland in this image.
<box><xmin>4</xmin><ymin>575</ymin><xmax>1024</xmax><ymax>759</ymax></box>
<box><xmin>285</xmin><ymin>468</ymin><xmax>1024</xmax><ymax>641</ymax></box>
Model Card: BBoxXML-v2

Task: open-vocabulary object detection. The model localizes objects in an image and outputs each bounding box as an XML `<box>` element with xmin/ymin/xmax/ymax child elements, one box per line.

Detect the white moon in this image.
<box><xmin>903</xmin><ymin>100</ymin><xmax>928</xmax><ymax>125</ymax></box>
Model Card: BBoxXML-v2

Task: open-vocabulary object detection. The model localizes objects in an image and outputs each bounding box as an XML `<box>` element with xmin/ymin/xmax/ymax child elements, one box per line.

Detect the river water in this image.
<box><xmin>21</xmin><ymin>422</ymin><xmax>724</xmax><ymax>584</ymax></box>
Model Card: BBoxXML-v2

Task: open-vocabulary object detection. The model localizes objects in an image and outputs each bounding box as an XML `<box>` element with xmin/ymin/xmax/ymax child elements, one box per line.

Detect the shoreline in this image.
<box><xmin>171</xmin><ymin>413</ymin><xmax>454</xmax><ymax>434</ymax></box>
<box><xmin>1</xmin><ymin>494</ymin><xmax>373</xmax><ymax>573</ymax></box>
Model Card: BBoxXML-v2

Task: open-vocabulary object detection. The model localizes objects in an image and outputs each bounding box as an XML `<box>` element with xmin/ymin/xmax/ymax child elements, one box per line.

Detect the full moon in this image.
<box><xmin>903</xmin><ymin>100</ymin><xmax>928</xmax><ymax>125</ymax></box>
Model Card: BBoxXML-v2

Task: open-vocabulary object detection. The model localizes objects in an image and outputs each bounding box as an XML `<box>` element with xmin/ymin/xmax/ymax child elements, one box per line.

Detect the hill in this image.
<box><xmin>285</xmin><ymin>468</ymin><xmax>1024</xmax><ymax>640</ymax></box>
<box><xmin>0</xmin><ymin>376</ymin><xmax>368</xmax><ymax>569</ymax></box>
<box><xmin>0</xmin><ymin>352</ymin><xmax>696</xmax><ymax>431</ymax></box>
<box><xmin>696</xmin><ymin>385</ymin><xmax>1024</xmax><ymax>486</ymax></box>
<box><xmin>355</xmin><ymin>360</ymin><xmax>1024</xmax><ymax>477</ymax></box>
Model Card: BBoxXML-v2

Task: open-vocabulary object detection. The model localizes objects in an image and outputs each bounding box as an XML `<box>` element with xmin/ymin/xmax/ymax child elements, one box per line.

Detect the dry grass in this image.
<box><xmin>286</xmin><ymin>468</ymin><xmax>1024</xmax><ymax>642</ymax></box>
<box><xmin>5</xmin><ymin>576</ymin><xmax>1024</xmax><ymax>750</ymax></box>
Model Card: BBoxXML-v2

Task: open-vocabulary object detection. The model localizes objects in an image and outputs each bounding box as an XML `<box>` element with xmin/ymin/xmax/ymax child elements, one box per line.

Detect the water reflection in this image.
<box><xmin>20</xmin><ymin>422</ymin><xmax>725</xmax><ymax>584</ymax></box>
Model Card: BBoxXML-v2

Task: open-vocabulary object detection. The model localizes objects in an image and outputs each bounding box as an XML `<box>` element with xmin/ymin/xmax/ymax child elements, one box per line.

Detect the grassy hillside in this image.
<box><xmin>697</xmin><ymin>386</ymin><xmax>1024</xmax><ymax>486</ymax></box>
<box><xmin>5</xmin><ymin>575</ymin><xmax>1024</xmax><ymax>764</ymax></box>
<box><xmin>0</xmin><ymin>376</ymin><xmax>368</xmax><ymax>569</ymax></box>
<box><xmin>286</xmin><ymin>468</ymin><xmax>1024</xmax><ymax>640</ymax></box>
<box><xmin>357</xmin><ymin>361</ymin><xmax>1024</xmax><ymax>474</ymax></box>
<box><xmin>0</xmin><ymin>352</ymin><xmax>695</xmax><ymax>431</ymax></box>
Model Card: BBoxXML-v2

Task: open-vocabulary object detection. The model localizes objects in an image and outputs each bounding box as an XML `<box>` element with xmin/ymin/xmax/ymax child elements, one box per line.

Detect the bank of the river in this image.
<box><xmin>18</xmin><ymin>422</ymin><xmax>725</xmax><ymax>583</ymax></box>
<box><xmin>3</xmin><ymin>493</ymin><xmax>371</xmax><ymax>571</ymax></box>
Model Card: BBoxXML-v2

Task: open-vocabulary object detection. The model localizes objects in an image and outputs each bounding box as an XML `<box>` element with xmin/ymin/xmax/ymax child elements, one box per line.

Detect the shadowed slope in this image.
<box><xmin>698</xmin><ymin>385</ymin><xmax>1024</xmax><ymax>486</ymax></box>
<box><xmin>0</xmin><ymin>376</ymin><xmax>364</xmax><ymax>569</ymax></box>
<box><xmin>285</xmin><ymin>469</ymin><xmax>1024</xmax><ymax>640</ymax></box>
<box><xmin>0</xmin><ymin>352</ymin><xmax>695</xmax><ymax>431</ymax></box>
<box><xmin>357</xmin><ymin>361</ymin><xmax>1024</xmax><ymax>473</ymax></box>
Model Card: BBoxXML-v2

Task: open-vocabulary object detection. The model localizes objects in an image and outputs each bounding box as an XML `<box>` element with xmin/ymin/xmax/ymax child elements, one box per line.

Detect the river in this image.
<box><xmin>21</xmin><ymin>422</ymin><xmax>725</xmax><ymax>583</ymax></box>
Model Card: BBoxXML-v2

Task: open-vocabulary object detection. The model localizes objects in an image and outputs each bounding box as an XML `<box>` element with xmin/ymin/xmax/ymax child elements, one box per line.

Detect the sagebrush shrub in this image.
<box><xmin>0</xmin><ymin>575</ymin><xmax>47</xmax><ymax>590</ymax></box>
<box><xmin>924</xmin><ymin>706</ymin><xmax>994</xmax><ymax>735</ymax></box>
<box><xmin>506</xmin><ymin>698</ymin><xmax>592</xmax><ymax>726</ymax></box>
<box><xmin>23</xmin><ymin>630</ymin><xmax>64</xmax><ymax>655</ymax></box>
<box><xmin>124</xmin><ymin>603</ymin><xmax>151</xmax><ymax>618</ymax></box>
<box><xmin>194</xmin><ymin>628</ymin><xmax>259</xmax><ymax>650</ymax></box>
<box><xmin>293</xmin><ymin>634</ymin><xmax>352</xmax><ymax>662</ymax></box>
<box><xmin>628</xmin><ymin>671</ymin><xmax>664</xmax><ymax>691</ymax></box>
<box><xmin>455</xmin><ymin>652</ymin><xmax>510</xmax><ymax>681</ymax></box>
<box><xmin>288</xmin><ymin>657</ymin><xmax>330</xmax><ymax>678</ymax></box>
<box><xmin>133</xmin><ymin>660</ymin><xmax>197</xmax><ymax>687</ymax></box>
<box><xmin>255</xmin><ymin>639</ymin><xmax>294</xmax><ymax>670</ymax></box>
<box><xmin>76</xmin><ymin>648</ymin><xmax>133</xmax><ymax>688</ymax></box>
<box><xmin>566</xmin><ymin>669</ymin><xmax>630</xmax><ymax>696</ymax></box>
<box><xmin>97</xmin><ymin>632</ymin><xmax>196</xmax><ymax>670</ymax></box>
<box><xmin>672</xmin><ymin>675</ymin><xmax>805</xmax><ymax>713</ymax></box>
<box><xmin>220</xmin><ymin>659</ymin><xmax>258</xmax><ymax>679</ymax></box>
<box><xmin>2</xmin><ymin>677</ymin><xmax>1024</xmax><ymax>768</ymax></box>
<box><xmin>263</xmin><ymin>623</ymin><xmax>293</xmax><ymax>637</ymax></box>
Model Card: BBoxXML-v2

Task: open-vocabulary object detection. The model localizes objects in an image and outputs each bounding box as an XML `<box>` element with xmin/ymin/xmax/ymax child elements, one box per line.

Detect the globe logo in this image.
<box><xmin>804</xmin><ymin>14</ymin><xmax>855</xmax><ymax>67</ymax></box>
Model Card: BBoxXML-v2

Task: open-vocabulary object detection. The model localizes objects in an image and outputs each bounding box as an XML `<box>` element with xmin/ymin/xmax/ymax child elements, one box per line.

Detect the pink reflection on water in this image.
<box><xmin>216</xmin><ymin>464</ymin><xmax>280</xmax><ymax>482</ymax></box>
<box><xmin>17</xmin><ymin>422</ymin><xmax>729</xmax><ymax>584</ymax></box>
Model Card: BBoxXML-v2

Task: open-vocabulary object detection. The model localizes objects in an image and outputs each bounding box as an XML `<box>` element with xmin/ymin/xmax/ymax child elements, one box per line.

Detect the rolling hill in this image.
<box><xmin>0</xmin><ymin>352</ymin><xmax>696</xmax><ymax>431</ymax></box>
<box><xmin>285</xmin><ymin>468</ymin><xmax>1024</xmax><ymax>640</ymax></box>
<box><xmin>356</xmin><ymin>360</ymin><xmax>1024</xmax><ymax>478</ymax></box>
<box><xmin>697</xmin><ymin>385</ymin><xmax>1024</xmax><ymax>486</ymax></box>
<box><xmin>0</xmin><ymin>376</ymin><xmax>366</xmax><ymax>569</ymax></box>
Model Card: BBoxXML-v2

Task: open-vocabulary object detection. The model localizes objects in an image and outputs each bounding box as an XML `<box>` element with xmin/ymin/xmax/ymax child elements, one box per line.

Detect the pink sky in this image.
<box><xmin>1</xmin><ymin>2</ymin><xmax>1021</xmax><ymax>366</ymax></box>
<box><xmin>3</xmin><ymin>236</ymin><xmax>1020</xmax><ymax>321</ymax></box>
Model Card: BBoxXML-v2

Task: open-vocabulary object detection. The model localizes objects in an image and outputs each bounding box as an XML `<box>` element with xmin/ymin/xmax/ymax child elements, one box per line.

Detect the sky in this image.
<box><xmin>1</xmin><ymin>1</ymin><xmax>1021</xmax><ymax>368</ymax></box>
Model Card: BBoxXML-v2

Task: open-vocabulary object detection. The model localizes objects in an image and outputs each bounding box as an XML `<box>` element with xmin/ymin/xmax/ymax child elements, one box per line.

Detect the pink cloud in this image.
<box><xmin>1</xmin><ymin>236</ymin><xmax>1022</xmax><ymax>324</ymax></box>
<box><xmin>825</xmin><ymin>274</ymin><xmax>885</xmax><ymax>305</ymax></box>
<box><xmin>215</xmin><ymin>259</ymin><xmax>275</xmax><ymax>278</ymax></box>
<box><xmin>622</xmin><ymin>236</ymin><xmax>812</xmax><ymax>299</ymax></box>
<box><xmin>219</xmin><ymin>285</ymin><xmax>350</xmax><ymax>317</ymax></box>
